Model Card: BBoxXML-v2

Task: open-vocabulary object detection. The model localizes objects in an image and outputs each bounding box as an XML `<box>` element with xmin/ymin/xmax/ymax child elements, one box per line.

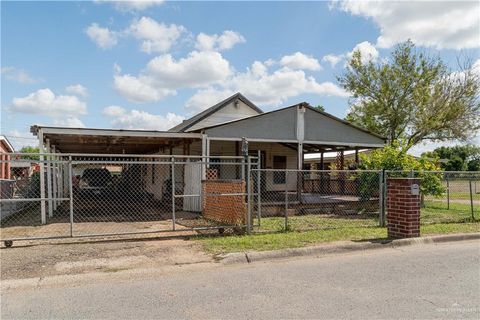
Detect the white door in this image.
<box><xmin>183</xmin><ymin>161</ymin><xmax>202</xmax><ymax>212</ymax></box>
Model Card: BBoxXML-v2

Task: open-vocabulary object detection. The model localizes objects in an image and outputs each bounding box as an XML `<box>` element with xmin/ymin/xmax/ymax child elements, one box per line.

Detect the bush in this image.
<box><xmin>359</xmin><ymin>143</ymin><xmax>445</xmax><ymax>197</ymax></box>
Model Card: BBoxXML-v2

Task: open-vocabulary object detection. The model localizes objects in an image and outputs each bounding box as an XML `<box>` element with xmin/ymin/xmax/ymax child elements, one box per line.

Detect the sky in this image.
<box><xmin>1</xmin><ymin>0</ymin><xmax>479</xmax><ymax>155</ymax></box>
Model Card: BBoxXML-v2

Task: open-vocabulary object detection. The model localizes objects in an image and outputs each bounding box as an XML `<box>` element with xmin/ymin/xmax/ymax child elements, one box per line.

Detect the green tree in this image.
<box><xmin>338</xmin><ymin>40</ymin><xmax>480</xmax><ymax>151</ymax></box>
<box><xmin>423</xmin><ymin>144</ymin><xmax>480</xmax><ymax>171</ymax></box>
<box><xmin>314</xmin><ymin>104</ymin><xmax>325</xmax><ymax>112</ymax></box>
<box><xmin>19</xmin><ymin>146</ymin><xmax>40</xmax><ymax>160</ymax></box>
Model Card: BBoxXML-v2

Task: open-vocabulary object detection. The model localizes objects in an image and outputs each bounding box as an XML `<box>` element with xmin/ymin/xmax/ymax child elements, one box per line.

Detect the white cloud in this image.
<box><xmin>86</xmin><ymin>23</ymin><xmax>118</xmax><ymax>49</ymax></box>
<box><xmin>128</xmin><ymin>17</ymin><xmax>185</xmax><ymax>54</ymax></box>
<box><xmin>105</xmin><ymin>108</ymin><xmax>185</xmax><ymax>131</ymax></box>
<box><xmin>95</xmin><ymin>0</ymin><xmax>164</xmax><ymax>12</ymax></box>
<box><xmin>334</xmin><ymin>0</ymin><xmax>480</xmax><ymax>49</ymax></box>
<box><xmin>346</xmin><ymin>41</ymin><xmax>379</xmax><ymax>64</ymax></box>
<box><xmin>11</xmin><ymin>88</ymin><xmax>87</xmax><ymax>118</ymax></box>
<box><xmin>229</xmin><ymin>62</ymin><xmax>347</xmax><ymax>105</ymax></box>
<box><xmin>195</xmin><ymin>30</ymin><xmax>246</xmax><ymax>52</ymax></box>
<box><xmin>185</xmin><ymin>88</ymin><xmax>235</xmax><ymax>112</ymax></box>
<box><xmin>321</xmin><ymin>41</ymin><xmax>379</xmax><ymax>68</ymax></box>
<box><xmin>113</xmin><ymin>74</ymin><xmax>176</xmax><ymax>103</ymax></box>
<box><xmin>186</xmin><ymin>61</ymin><xmax>348</xmax><ymax>109</ymax></box>
<box><xmin>65</xmin><ymin>84</ymin><xmax>88</xmax><ymax>98</ymax></box>
<box><xmin>1</xmin><ymin>67</ymin><xmax>41</xmax><ymax>84</ymax></box>
<box><xmin>114</xmin><ymin>50</ymin><xmax>232</xmax><ymax>102</ymax></box>
<box><xmin>280</xmin><ymin>52</ymin><xmax>322</xmax><ymax>71</ymax></box>
<box><xmin>322</xmin><ymin>54</ymin><xmax>344</xmax><ymax>68</ymax></box>
<box><xmin>53</xmin><ymin>118</ymin><xmax>86</xmax><ymax>128</ymax></box>
<box><xmin>102</xmin><ymin>105</ymin><xmax>126</xmax><ymax>117</ymax></box>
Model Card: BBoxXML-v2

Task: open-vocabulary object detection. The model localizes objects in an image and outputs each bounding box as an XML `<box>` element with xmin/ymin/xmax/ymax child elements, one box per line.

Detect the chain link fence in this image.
<box><xmin>252</xmin><ymin>169</ymin><xmax>383</xmax><ymax>233</ymax></box>
<box><xmin>385</xmin><ymin>171</ymin><xmax>480</xmax><ymax>225</ymax></box>
<box><xmin>1</xmin><ymin>152</ymin><xmax>479</xmax><ymax>245</ymax></box>
<box><xmin>1</xmin><ymin>154</ymin><xmax>258</xmax><ymax>243</ymax></box>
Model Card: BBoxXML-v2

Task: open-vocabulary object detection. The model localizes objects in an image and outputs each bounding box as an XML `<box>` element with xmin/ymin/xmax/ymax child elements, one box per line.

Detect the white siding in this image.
<box><xmin>188</xmin><ymin>100</ymin><xmax>260</xmax><ymax>132</ymax></box>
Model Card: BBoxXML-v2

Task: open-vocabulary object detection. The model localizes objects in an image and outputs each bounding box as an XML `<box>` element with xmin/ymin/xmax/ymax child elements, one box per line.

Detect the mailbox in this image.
<box><xmin>411</xmin><ymin>184</ymin><xmax>420</xmax><ymax>195</ymax></box>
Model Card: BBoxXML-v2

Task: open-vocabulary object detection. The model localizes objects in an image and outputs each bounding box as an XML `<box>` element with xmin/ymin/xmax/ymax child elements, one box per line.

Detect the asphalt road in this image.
<box><xmin>2</xmin><ymin>240</ymin><xmax>480</xmax><ymax>319</ymax></box>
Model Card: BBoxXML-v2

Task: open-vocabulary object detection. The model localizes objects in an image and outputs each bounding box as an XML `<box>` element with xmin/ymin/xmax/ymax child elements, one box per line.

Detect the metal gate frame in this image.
<box><xmin>1</xmin><ymin>153</ymin><xmax>259</xmax><ymax>245</ymax></box>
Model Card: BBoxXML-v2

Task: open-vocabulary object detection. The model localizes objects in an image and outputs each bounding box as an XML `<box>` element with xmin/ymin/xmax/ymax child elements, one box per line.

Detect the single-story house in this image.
<box><xmin>0</xmin><ymin>135</ymin><xmax>14</xmax><ymax>180</ymax></box>
<box><xmin>30</xmin><ymin>93</ymin><xmax>385</xmax><ymax>215</ymax></box>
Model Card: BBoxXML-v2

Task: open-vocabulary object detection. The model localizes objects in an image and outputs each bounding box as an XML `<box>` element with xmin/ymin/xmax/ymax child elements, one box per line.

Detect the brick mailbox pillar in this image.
<box><xmin>387</xmin><ymin>178</ymin><xmax>421</xmax><ymax>239</ymax></box>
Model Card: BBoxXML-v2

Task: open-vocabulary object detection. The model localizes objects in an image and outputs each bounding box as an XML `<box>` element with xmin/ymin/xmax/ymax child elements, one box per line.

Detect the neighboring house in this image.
<box><xmin>1</xmin><ymin>135</ymin><xmax>16</xmax><ymax>221</ymax></box>
<box><xmin>304</xmin><ymin>149</ymin><xmax>372</xmax><ymax>170</ymax></box>
<box><xmin>0</xmin><ymin>135</ymin><xmax>14</xmax><ymax>180</ymax></box>
<box><xmin>30</xmin><ymin>92</ymin><xmax>385</xmax><ymax>209</ymax></box>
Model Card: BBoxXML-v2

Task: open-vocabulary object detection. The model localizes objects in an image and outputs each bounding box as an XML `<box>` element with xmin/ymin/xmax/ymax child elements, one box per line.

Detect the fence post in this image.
<box><xmin>384</xmin><ymin>171</ymin><xmax>388</xmax><ymax>226</ymax></box>
<box><xmin>246</xmin><ymin>156</ymin><xmax>252</xmax><ymax>234</ymax></box>
<box><xmin>68</xmin><ymin>156</ymin><xmax>74</xmax><ymax>237</ymax></box>
<box><xmin>446</xmin><ymin>177</ymin><xmax>450</xmax><ymax>210</ymax></box>
<box><xmin>379</xmin><ymin>170</ymin><xmax>384</xmax><ymax>227</ymax></box>
<box><xmin>469</xmin><ymin>179</ymin><xmax>474</xmax><ymax>220</ymax></box>
<box><xmin>256</xmin><ymin>150</ymin><xmax>262</xmax><ymax>226</ymax></box>
<box><xmin>171</xmin><ymin>157</ymin><xmax>176</xmax><ymax>231</ymax></box>
<box><xmin>285</xmin><ymin>172</ymin><xmax>289</xmax><ymax>231</ymax></box>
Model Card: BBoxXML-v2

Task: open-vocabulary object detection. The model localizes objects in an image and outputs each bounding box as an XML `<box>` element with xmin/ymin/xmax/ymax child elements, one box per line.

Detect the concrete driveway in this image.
<box><xmin>2</xmin><ymin>240</ymin><xmax>479</xmax><ymax>319</ymax></box>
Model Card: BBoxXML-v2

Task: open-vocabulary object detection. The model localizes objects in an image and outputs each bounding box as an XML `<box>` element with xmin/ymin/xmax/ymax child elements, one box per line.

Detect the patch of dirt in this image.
<box><xmin>0</xmin><ymin>236</ymin><xmax>212</xmax><ymax>280</ymax></box>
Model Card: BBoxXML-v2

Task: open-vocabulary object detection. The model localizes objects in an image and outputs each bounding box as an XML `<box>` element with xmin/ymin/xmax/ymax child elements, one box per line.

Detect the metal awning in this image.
<box><xmin>30</xmin><ymin>126</ymin><xmax>203</xmax><ymax>154</ymax></box>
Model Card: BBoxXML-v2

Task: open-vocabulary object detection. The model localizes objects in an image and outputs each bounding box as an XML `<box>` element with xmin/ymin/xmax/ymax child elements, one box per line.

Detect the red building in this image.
<box><xmin>0</xmin><ymin>135</ymin><xmax>15</xmax><ymax>180</ymax></box>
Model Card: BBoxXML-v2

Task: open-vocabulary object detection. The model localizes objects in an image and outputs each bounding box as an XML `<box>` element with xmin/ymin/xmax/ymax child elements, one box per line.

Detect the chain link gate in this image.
<box><xmin>1</xmin><ymin>153</ymin><xmax>259</xmax><ymax>246</ymax></box>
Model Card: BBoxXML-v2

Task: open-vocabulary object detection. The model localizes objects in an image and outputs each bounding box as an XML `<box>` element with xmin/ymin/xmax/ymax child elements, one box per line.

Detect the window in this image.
<box><xmin>273</xmin><ymin>156</ymin><xmax>287</xmax><ymax>184</ymax></box>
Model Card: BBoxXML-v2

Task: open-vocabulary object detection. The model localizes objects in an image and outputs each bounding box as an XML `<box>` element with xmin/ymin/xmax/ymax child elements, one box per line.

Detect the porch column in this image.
<box><xmin>296</xmin><ymin>105</ymin><xmax>306</xmax><ymax>202</ymax></box>
<box><xmin>38</xmin><ymin>129</ymin><xmax>46</xmax><ymax>224</ymax></box>
<box><xmin>46</xmin><ymin>139</ymin><xmax>53</xmax><ymax>218</ymax></box>
<box><xmin>319</xmin><ymin>151</ymin><xmax>325</xmax><ymax>194</ymax></box>
<box><xmin>201</xmin><ymin>134</ymin><xmax>208</xmax><ymax>180</ymax></box>
<box><xmin>52</xmin><ymin>145</ymin><xmax>58</xmax><ymax>211</ymax></box>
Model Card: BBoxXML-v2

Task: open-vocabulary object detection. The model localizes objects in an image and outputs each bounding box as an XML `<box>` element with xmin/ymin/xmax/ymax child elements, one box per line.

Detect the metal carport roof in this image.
<box><xmin>30</xmin><ymin>126</ymin><xmax>203</xmax><ymax>154</ymax></box>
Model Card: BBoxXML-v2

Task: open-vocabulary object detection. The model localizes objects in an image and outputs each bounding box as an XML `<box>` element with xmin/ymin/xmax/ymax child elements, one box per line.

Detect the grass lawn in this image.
<box><xmin>197</xmin><ymin>201</ymin><xmax>479</xmax><ymax>254</ymax></box>
<box><xmin>198</xmin><ymin>223</ymin><xmax>480</xmax><ymax>254</ymax></box>
<box><xmin>422</xmin><ymin>201</ymin><xmax>478</xmax><ymax>224</ymax></box>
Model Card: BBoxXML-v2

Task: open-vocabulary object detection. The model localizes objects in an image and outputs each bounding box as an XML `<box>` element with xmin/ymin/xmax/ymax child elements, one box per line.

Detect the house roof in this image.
<box><xmin>168</xmin><ymin>92</ymin><xmax>263</xmax><ymax>132</ymax></box>
<box><xmin>200</xmin><ymin>102</ymin><xmax>385</xmax><ymax>140</ymax></box>
<box><xmin>0</xmin><ymin>135</ymin><xmax>15</xmax><ymax>152</ymax></box>
<box><xmin>201</xmin><ymin>102</ymin><xmax>386</xmax><ymax>150</ymax></box>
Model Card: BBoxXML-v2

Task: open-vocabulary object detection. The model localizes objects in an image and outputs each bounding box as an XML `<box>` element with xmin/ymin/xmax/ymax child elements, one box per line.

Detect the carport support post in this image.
<box><xmin>201</xmin><ymin>134</ymin><xmax>207</xmax><ymax>180</ymax></box>
<box><xmin>52</xmin><ymin>146</ymin><xmax>58</xmax><ymax>212</ymax></box>
<box><xmin>171</xmin><ymin>156</ymin><xmax>176</xmax><ymax>231</ymax></box>
<box><xmin>68</xmin><ymin>156</ymin><xmax>74</xmax><ymax>237</ymax></box>
<box><xmin>39</xmin><ymin>129</ymin><xmax>46</xmax><ymax>224</ymax></box>
<box><xmin>46</xmin><ymin>139</ymin><xmax>53</xmax><ymax>218</ymax></box>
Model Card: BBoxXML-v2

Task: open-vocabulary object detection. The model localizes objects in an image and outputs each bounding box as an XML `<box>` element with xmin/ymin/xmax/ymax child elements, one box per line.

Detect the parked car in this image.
<box><xmin>78</xmin><ymin>168</ymin><xmax>113</xmax><ymax>197</ymax></box>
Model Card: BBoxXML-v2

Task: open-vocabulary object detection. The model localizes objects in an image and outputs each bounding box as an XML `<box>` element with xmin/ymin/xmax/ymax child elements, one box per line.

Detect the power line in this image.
<box><xmin>2</xmin><ymin>135</ymin><xmax>38</xmax><ymax>141</ymax></box>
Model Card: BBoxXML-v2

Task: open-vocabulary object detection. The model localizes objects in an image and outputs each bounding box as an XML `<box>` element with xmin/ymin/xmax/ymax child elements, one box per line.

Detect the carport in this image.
<box><xmin>30</xmin><ymin>126</ymin><xmax>205</xmax><ymax>224</ymax></box>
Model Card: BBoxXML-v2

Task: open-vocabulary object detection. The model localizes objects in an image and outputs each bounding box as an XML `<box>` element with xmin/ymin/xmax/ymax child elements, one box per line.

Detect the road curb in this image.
<box><xmin>219</xmin><ymin>233</ymin><xmax>480</xmax><ymax>265</ymax></box>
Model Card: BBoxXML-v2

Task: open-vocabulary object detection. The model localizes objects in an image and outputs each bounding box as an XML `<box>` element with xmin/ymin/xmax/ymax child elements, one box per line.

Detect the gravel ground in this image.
<box><xmin>0</xmin><ymin>235</ymin><xmax>212</xmax><ymax>280</ymax></box>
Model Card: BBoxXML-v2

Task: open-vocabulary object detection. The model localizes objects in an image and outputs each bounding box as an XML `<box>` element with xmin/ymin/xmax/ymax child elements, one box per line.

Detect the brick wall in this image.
<box><xmin>202</xmin><ymin>179</ymin><xmax>246</xmax><ymax>226</ymax></box>
<box><xmin>387</xmin><ymin>178</ymin><xmax>421</xmax><ymax>238</ymax></box>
